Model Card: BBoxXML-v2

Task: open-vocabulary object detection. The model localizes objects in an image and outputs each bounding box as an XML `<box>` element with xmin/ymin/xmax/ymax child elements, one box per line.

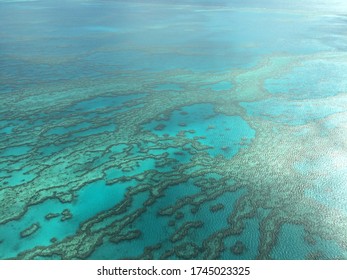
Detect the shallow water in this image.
<box><xmin>1</xmin><ymin>0</ymin><xmax>347</xmax><ymax>260</ymax></box>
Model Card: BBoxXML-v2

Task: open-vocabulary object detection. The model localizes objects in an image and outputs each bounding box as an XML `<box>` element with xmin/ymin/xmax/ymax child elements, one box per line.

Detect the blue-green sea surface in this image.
<box><xmin>1</xmin><ymin>0</ymin><xmax>347</xmax><ymax>260</ymax></box>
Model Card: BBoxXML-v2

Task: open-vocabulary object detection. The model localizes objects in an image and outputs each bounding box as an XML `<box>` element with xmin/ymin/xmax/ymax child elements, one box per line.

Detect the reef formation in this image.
<box><xmin>1</xmin><ymin>0</ymin><xmax>347</xmax><ymax>260</ymax></box>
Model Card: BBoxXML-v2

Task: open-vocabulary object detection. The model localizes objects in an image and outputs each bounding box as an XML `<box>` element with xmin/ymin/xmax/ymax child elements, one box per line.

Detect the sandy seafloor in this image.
<box><xmin>1</xmin><ymin>0</ymin><xmax>347</xmax><ymax>260</ymax></box>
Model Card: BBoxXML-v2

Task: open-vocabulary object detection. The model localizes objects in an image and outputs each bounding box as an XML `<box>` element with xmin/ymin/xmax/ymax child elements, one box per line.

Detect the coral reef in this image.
<box><xmin>231</xmin><ymin>241</ymin><xmax>246</xmax><ymax>255</ymax></box>
<box><xmin>1</xmin><ymin>0</ymin><xmax>347</xmax><ymax>260</ymax></box>
<box><xmin>20</xmin><ymin>223</ymin><xmax>40</xmax><ymax>238</ymax></box>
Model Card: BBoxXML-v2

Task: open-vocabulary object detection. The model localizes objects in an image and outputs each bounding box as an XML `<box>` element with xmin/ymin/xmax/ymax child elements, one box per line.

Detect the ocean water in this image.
<box><xmin>1</xmin><ymin>0</ymin><xmax>347</xmax><ymax>260</ymax></box>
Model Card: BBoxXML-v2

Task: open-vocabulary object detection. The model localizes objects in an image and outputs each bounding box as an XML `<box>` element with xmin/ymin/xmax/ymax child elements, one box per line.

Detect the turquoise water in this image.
<box><xmin>272</xmin><ymin>224</ymin><xmax>345</xmax><ymax>259</ymax></box>
<box><xmin>154</xmin><ymin>84</ymin><xmax>182</xmax><ymax>91</ymax></box>
<box><xmin>143</xmin><ymin>103</ymin><xmax>255</xmax><ymax>158</ymax></box>
<box><xmin>265</xmin><ymin>60</ymin><xmax>347</xmax><ymax>99</ymax></box>
<box><xmin>1</xmin><ymin>0</ymin><xmax>347</xmax><ymax>260</ymax></box>
<box><xmin>69</xmin><ymin>94</ymin><xmax>145</xmax><ymax>112</ymax></box>
<box><xmin>0</xmin><ymin>179</ymin><xmax>133</xmax><ymax>259</ymax></box>
<box><xmin>240</xmin><ymin>98</ymin><xmax>346</xmax><ymax>125</ymax></box>
<box><xmin>202</xmin><ymin>81</ymin><xmax>233</xmax><ymax>91</ymax></box>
